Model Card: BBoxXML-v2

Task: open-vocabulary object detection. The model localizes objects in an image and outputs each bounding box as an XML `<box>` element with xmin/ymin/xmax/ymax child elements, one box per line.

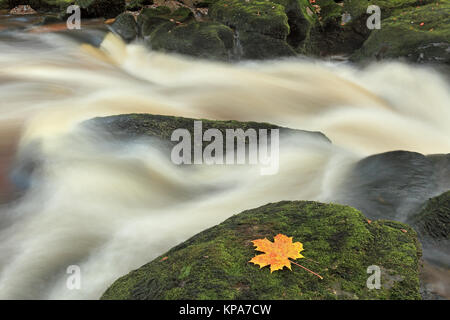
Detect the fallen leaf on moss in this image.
<box><xmin>249</xmin><ymin>233</ymin><xmax>323</xmax><ymax>279</ymax></box>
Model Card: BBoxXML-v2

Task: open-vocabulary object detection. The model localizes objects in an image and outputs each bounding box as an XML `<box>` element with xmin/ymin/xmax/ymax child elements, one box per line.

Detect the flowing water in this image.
<box><xmin>0</xmin><ymin>18</ymin><xmax>449</xmax><ymax>299</ymax></box>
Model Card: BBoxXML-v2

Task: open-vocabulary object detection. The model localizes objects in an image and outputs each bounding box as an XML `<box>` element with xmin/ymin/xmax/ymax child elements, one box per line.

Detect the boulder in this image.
<box><xmin>148</xmin><ymin>21</ymin><xmax>235</xmax><ymax>60</ymax></box>
<box><xmin>209</xmin><ymin>0</ymin><xmax>290</xmax><ymax>40</ymax></box>
<box><xmin>101</xmin><ymin>201</ymin><xmax>422</xmax><ymax>300</ymax></box>
<box><xmin>137</xmin><ymin>6</ymin><xmax>194</xmax><ymax>37</ymax></box>
<box><xmin>409</xmin><ymin>191</ymin><xmax>450</xmax><ymax>267</ymax></box>
<box><xmin>208</xmin><ymin>0</ymin><xmax>299</xmax><ymax>59</ymax></box>
<box><xmin>111</xmin><ymin>12</ymin><xmax>138</xmax><ymax>43</ymax></box>
<box><xmin>352</xmin><ymin>2</ymin><xmax>450</xmax><ymax>63</ymax></box>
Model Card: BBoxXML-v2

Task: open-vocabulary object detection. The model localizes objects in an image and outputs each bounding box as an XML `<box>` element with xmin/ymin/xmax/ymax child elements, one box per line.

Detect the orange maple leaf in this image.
<box><xmin>249</xmin><ymin>234</ymin><xmax>323</xmax><ymax>279</ymax></box>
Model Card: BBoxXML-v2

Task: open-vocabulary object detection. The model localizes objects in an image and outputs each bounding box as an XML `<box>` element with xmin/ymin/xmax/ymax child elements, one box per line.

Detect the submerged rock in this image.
<box><xmin>101</xmin><ymin>201</ymin><xmax>422</xmax><ymax>300</ymax></box>
<box><xmin>336</xmin><ymin>151</ymin><xmax>449</xmax><ymax>221</ymax></box>
<box><xmin>86</xmin><ymin>113</ymin><xmax>330</xmax><ymax>145</ymax></box>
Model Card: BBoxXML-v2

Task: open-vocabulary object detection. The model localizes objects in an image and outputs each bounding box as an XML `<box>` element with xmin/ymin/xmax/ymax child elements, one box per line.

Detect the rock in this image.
<box><xmin>148</xmin><ymin>21</ymin><xmax>235</xmax><ymax>60</ymax></box>
<box><xmin>305</xmin><ymin>0</ymin><xmax>364</xmax><ymax>55</ymax></box>
<box><xmin>408</xmin><ymin>191</ymin><xmax>450</xmax><ymax>270</ymax></box>
<box><xmin>335</xmin><ymin>151</ymin><xmax>446</xmax><ymax>221</ymax></box>
<box><xmin>85</xmin><ymin>113</ymin><xmax>330</xmax><ymax>146</ymax></box>
<box><xmin>411</xmin><ymin>191</ymin><xmax>450</xmax><ymax>242</ymax></box>
<box><xmin>101</xmin><ymin>201</ymin><xmax>422</xmax><ymax>300</ymax></box>
<box><xmin>6</xmin><ymin>1</ymin><xmax>68</xmax><ymax>11</ymax></box>
<box><xmin>352</xmin><ymin>2</ymin><xmax>450</xmax><ymax>63</ymax></box>
<box><xmin>209</xmin><ymin>0</ymin><xmax>299</xmax><ymax>59</ymax></box>
<box><xmin>409</xmin><ymin>191</ymin><xmax>450</xmax><ymax>267</ymax></box>
<box><xmin>137</xmin><ymin>6</ymin><xmax>194</xmax><ymax>37</ymax></box>
<box><xmin>209</xmin><ymin>0</ymin><xmax>290</xmax><ymax>40</ymax></box>
<box><xmin>9</xmin><ymin>4</ymin><xmax>37</xmax><ymax>14</ymax></box>
<box><xmin>237</xmin><ymin>30</ymin><xmax>297</xmax><ymax>59</ymax></box>
<box><xmin>136</xmin><ymin>6</ymin><xmax>235</xmax><ymax>60</ymax></box>
<box><xmin>271</xmin><ymin>0</ymin><xmax>315</xmax><ymax>48</ymax></box>
<box><xmin>111</xmin><ymin>12</ymin><xmax>138</xmax><ymax>43</ymax></box>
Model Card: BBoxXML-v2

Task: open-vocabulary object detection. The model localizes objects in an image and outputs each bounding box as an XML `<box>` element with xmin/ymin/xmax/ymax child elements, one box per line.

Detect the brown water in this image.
<box><xmin>0</xmin><ymin>16</ymin><xmax>449</xmax><ymax>299</ymax></box>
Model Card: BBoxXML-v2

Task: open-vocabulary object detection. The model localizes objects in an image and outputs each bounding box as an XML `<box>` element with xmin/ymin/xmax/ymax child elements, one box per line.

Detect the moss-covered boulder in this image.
<box><xmin>209</xmin><ymin>0</ymin><xmax>290</xmax><ymax>40</ymax></box>
<box><xmin>352</xmin><ymin>2</ymin><xmax>449</xmax><ymax>63</ymax></box>
<box><xmin>101</xmin><ymin>201</ymin><xmax>421</xmax><ymax>300</ymax></box>
<box><xmin>411</xmin><ymin>191</ymin><xmax>450</xmax><ymax>242</ymax></box>
<box><xmin>111</xmin><ymin>12</ymin><xmax>138</xmax><ymax>43</ymax></box>
<box><xmin>148</xmin><ymin>21</ymin><xmax>235</xmax><ymax>60</ymax></box>
<box><xmin>235</xmin><ymin>30</ymin><xmax>296</xmax><ymax>59</ymax></box>
<box><xmin>87</xmin><ymin>113</ymin><xmax>330</xmax><ymax>148</ymax></box>
<box><xmin>136</xmin><ymin>7</ymin><xmax>236</xmax><ymax>60</ymax></box>
<box><xmin>209</xmin><ymin>0</ymin><xmax>302</xmax><ymax>59</ymax></box>
<box><xmin>137</xmin><ymin>6</ymin><xmax>194</xmax><ymax>37</ymax></box>
<box><xmin>408</xmin><ymin>191</ymin><xmax>450</xmax><ymax>268</ymax></box>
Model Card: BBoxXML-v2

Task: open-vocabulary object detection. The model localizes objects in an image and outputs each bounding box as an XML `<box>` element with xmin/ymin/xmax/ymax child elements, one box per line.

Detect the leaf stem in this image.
<box><xmin>289</xmin><ymin>259</ymin><xmax>323</xmax><ymax>279</ymax></box>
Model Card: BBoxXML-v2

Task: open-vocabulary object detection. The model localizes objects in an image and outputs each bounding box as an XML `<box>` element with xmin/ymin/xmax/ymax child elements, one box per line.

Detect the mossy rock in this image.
<box><xmin>237</xmin><ymin>30</ymin><xmax>297</xmax><ymax>59</ymax></box>
<box><xmin>101</xmin><ymin>201</ymin><xmax>421</xmax><ymax>300</ymax></box>
<box><xmin>87</xmin><ymin>113</ymin><xmax>330</xmax><ymax>147</ymax></box>
<box><xmin>147</xmin><ymin>21</ymin><xmax>235</xmax><ymax>60</ymax></box>
<box><xmin>352</xmin><ymin>2</ymin><xmax>450</xmax><ymax>63</ymax></box>
<box><xmin>137</xmin><ymin>6</ymin><xmax>194</xmax><ymax>37</ymax></box>
<box><xmin>209</xmin><ymin>0</ymin><xmax>290</xmax><ymax>40</ymax></box>
<box><xmin>111</xmin><ymin>12</ymin><xmax>138</xmax><ymax>43</ymax></box>
<box><xmin>305</xmin><ymin>0</ymin><xmax>363</xmax><ymax>55</ymax></box>
<box><xmin>408</xmin><ymin>191</ymin><xmax>450</xmax><ymax>267</ymax></box>
<box><xmin>269</xmin><ymin>0</ymin><xmax>316</xmax><ymax>48</ymax></box>
<box><xmin>305</xmin><ymin>0</ymin><xmax>438</xmax><ymax>56</ymax></box>
<box><xmin>410</xmin><ymin>191</ymin><xmax>450</xmax><ymax>241</ymax></box>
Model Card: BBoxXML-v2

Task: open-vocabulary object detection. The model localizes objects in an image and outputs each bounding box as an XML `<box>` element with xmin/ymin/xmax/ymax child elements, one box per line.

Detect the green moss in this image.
<box><xmin>209</xmin><ymin>0</ymin><xmax>290</xmax><ymax>40</ymax></box>
<box><xmin>410</xmin><ymin>191</ymin><xmax>450</xmax><ymax>241</ymax></box>
<box><xmin>148</xmin><ymin>21</ymin><xmax>234</xmax><ymax>60</ymax></box>
<box><xmin>101</xmin><ymin>201</ymin><xmax>421</xmax><ymax>300</ymax></box>
<box><xmin>353</xmin><ymin>2</ymin><xmax>450</xmax><ymax>63</ymax></box>
<box><xmin>238</xmin><ymin>30</ymin><xmax>297</xmax><ymax>59</ymax></box>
